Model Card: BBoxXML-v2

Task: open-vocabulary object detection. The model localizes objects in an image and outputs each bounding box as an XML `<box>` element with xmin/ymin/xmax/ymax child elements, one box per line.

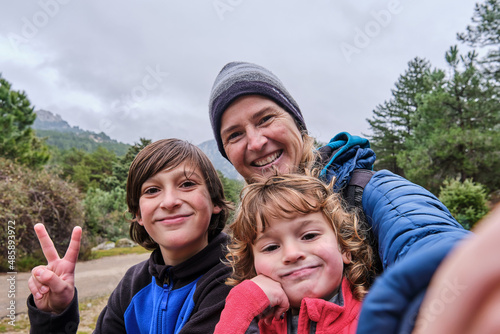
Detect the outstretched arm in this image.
<box><xmin>415</xmin><ymin>205</ymin><xmax>500</xmax><ymax>334</ymax></box>
<box><xmin>27</xmin><ymin>223</ymin><xmax>82</xmax><ymax>314</ymax></box>
<box><xmin>357</xmin><ymin>170</ymin><xmax>471</xmax><ymax>333</ymax></box>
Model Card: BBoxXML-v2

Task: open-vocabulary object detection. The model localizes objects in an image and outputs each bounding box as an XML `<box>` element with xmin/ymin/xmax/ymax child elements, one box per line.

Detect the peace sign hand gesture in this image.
<box><xmin>27</xmin><ymin>223</ymin><xmax>82</xmax><ymax>314</ymax></box>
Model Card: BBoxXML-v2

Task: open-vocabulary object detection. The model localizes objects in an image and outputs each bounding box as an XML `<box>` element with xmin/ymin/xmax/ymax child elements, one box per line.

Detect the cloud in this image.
<box><xmin>0</xmin><ymin>0</ymin><xmax>479</xmax><ymax>146</ymax></box>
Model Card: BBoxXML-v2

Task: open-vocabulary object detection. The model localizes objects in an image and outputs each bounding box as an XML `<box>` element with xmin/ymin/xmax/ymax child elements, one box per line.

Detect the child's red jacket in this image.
<box><xmin>214</xmin><ymin>278</ymin><xmax>361</xmax><ymax>334</ymax></box>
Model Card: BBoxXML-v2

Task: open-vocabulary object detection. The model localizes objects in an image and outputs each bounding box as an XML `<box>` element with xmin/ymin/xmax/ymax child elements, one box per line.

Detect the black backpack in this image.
<box><xmin>343</xmin><ymin>169</ymin><xmax>375</xmax><ymax>211</ymax></box>
<box><xmin>343</xmin><ymin>169</ymin><xmax>383</xmax><ymax>280</ymax></box>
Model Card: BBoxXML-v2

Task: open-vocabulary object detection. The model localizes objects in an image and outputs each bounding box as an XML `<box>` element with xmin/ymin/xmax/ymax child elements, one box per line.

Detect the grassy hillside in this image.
<box><xmin>35</xmin><ymin>129</ymin><xmax>130</xmax><ymax>156</ymax></box>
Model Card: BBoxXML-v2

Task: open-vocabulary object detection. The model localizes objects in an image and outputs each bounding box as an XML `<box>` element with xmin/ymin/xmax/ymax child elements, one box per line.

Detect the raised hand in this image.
<box><xmin>27</xmin><ymin>223</ymin><xmax>82</xmax><ymax>314</ymax></box>
<box><xmin>251</xmin><ymin>274</ymin><xmax>290</xmax><ymax>324</ymax></box>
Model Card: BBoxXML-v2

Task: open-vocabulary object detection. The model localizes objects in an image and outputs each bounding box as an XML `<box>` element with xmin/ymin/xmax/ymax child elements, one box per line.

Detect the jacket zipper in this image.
<box><xmin>157</xmin><ymin>271</ymin><xmax>173</xmax><ymax>333</ymax></box>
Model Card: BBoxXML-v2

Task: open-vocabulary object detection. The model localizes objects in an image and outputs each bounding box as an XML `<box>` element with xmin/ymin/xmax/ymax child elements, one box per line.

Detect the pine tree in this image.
<box><xmin>366</xmin><ymin>57</ymin><xmax>432</xmax><ymax>175</ymax></box>
<box><xmin>112</xmin><ymin>138</ymin><xmax>152</xmax><ymax>188</ymax></box>
<box><xmin>458</xmin><ymin>0</ymin><xmax>500</xmax><ymax>82</ymax></box>
<box><xmin>0</xmin><ymin>74</ymin><xmax>50</xmax><ymax>167</ymax></box>
<box><xmin>397</xmin><ymin>46</ymin><xmax>500</xmax><ymax>193</ymax></box>
<box><xmin>57</xmin><ymin>146</ymin><xmax>118</xmax><ymax>192</ymax></box>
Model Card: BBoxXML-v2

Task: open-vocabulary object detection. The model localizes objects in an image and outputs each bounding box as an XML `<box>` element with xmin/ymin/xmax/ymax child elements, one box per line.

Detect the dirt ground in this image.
<box><xmin>0</xmin><ymin>252</ymin><xmax>150</xmax><ymax>333</ymax></box>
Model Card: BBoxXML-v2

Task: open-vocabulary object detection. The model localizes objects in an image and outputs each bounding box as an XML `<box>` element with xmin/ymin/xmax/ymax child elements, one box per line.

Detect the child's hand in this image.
<box><xmin>27</xmin><ymin>224</ymin><xmax>82</xmax><ymax>314</ymax></box>
<box><xmin>251</xmin><ymin>274</ymin><xmax>290</xmax><ymax>325</ymax></box>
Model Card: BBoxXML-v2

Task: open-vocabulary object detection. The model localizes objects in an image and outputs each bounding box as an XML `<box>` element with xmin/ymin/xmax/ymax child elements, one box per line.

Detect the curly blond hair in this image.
<box><xmin>225</xmin><ymin>172</ymin><xmax>376</xmax><ymax>301</ymax></box>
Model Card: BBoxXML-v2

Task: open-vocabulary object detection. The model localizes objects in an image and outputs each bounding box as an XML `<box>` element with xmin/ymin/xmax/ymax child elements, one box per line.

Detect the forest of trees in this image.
<box><xmin>1</xmin><ymin>0</ymin><xmax>498</xmax><ymax>271</ymax></box>
<box><xmin>35</xmin><ymin>129</ymin><xmax>130</xmax><ymax>156</ymax></box>
<box><xmin>366</xmin><ymin>0</ymin><xmax>499</xmax><ymax>228</ymax></box>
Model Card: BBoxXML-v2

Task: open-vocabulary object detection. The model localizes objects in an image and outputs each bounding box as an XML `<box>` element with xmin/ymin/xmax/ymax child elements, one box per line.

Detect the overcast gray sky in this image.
<box><xmin>0</xmin><ymin>0</ymin><xmax>479</xmax><ymax>146</ymax></box>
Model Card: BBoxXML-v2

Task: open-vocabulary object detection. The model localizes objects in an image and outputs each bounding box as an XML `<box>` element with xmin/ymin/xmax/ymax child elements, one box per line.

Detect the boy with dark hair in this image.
<box><xmin>28</xmin><ymin>138</ymin><xmax>235</xmax><ymax>333</ymax></box>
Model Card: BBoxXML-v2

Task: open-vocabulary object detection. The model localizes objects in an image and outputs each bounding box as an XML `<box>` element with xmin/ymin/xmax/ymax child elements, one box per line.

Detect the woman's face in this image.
<box><xmin>220</xmin><ymin>95</ymin><xmax>304</xmax><ymax>182</ymax></box>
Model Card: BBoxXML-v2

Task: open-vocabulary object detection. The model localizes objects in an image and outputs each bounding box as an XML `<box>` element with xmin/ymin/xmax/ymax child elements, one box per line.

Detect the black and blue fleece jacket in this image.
<box><xmin>28</xmin><ymin>232</ymin><xmax>233</xmax><ymax>334</ymax></box>
<box><xmin>319</xmin><ymin>132</ymin><xmax>471</xmax><ymax>333</ymax></box>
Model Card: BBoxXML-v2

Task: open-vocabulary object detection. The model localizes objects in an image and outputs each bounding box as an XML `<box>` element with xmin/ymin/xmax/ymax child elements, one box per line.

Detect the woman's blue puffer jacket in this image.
<box><xmin>320</xmin><ymin>132</ymin><xmax>471</xmax><ymax>333</ymax></box>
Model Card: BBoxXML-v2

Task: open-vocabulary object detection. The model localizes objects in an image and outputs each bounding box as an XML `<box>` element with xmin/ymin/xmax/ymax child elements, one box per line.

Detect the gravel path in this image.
<box><xmin>0</xmin><ymin>252</ymin><xmax>150</xmax><ymax>320</ymax></box>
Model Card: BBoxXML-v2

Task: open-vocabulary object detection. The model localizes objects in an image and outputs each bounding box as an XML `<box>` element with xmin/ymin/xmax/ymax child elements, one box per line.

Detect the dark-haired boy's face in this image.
<box><xmin>137</xmin><ymin>162</ymin><xmax>221</xmax><ymax>266</ymax></box>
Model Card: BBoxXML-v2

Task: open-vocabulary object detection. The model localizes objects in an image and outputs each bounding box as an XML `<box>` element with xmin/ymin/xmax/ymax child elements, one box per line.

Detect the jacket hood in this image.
<box><xmin>318</xmin><ymin>132</ymin><xmax>376</xmax><ymax>191</ymax></box>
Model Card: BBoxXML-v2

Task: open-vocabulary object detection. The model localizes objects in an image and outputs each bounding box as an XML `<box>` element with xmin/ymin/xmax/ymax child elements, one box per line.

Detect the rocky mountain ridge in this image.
<box><xmin>33</xmin><ymin>109</ymin><xmax>242</xmax><ymax>180</ymax></box>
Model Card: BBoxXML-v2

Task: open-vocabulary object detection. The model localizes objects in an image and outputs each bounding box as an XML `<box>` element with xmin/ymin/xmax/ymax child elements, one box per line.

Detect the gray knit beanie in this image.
<box><xmin>209</xmin><ymin>61</ymin><xmax>307</xmax><ymax>160</ymax></box>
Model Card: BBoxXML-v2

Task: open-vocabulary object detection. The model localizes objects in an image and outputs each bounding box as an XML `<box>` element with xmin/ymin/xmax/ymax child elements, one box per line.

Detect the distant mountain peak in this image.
<box><xmin>33</xmin><ymin>110</ymin><xmax>242</xmax><ymax>180</ymax></box>
<box><xmin>197</xmin><ymin>140</ymin><xmax>242</xmax><ymax>181</ymax></box>
<box><xmin>35</xmin><ymin>109</ymin><xmax>64</xmax><ymax>122</ymax></box>
<box><xmin>34</xmin><ymin>109</ymin><xmax>73</xmax><ymax>131</ymax></box>
<box><xmin>33</xmin><ymin>109</ymin><xmax>129</xmax><ymax>155</ymax></box>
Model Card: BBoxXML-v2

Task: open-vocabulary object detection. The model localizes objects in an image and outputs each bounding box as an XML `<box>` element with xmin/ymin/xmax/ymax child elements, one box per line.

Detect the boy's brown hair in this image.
<box><xmin>225</xmin><ymin>172</ymin><xmax>376</xmax><ymax>300</ymax></box>
<box><xmin>126</xmin><ymin>138</ymin><xmax>232</xmax><ymax>250</ymax></box>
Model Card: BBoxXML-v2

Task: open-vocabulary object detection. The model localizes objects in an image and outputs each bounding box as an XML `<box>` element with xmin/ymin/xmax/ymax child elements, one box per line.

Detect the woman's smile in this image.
<box><xmin>251</xmin><ymin>150</ymin><xmax>283</xmax><ymax>167</ymax></box>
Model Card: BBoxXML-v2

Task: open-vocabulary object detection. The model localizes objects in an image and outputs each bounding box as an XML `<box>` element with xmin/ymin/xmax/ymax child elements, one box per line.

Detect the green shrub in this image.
<box><xmin>15</xmin><ymin>250</ymin><xmax>45</xmax><ymax>272</ymax></box>
<box><xmin>0</xmin><ymin>158</ymin><xmax>90</xmax><ymax>272</ymax></box>
<box><xmin>438</xmin><ymin>178</ymin><xmax>489</xmax><ymax>230</ymax></box>
<box><xmin>83</xmin><ymin>186</ymin><xmax>130</xmax><ymax>243</ymax></box>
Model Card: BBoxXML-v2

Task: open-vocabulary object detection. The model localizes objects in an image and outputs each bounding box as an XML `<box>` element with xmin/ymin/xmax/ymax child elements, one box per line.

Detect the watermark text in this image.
<box><xmin>340</xmin><ymin>0</ymin><xmax>403</xmax><ymax>63</ymax></box>
<box><xmin>6</xmin><ymin>220</ymin><xmax>17</xmax><ymax>326</ymax></box>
